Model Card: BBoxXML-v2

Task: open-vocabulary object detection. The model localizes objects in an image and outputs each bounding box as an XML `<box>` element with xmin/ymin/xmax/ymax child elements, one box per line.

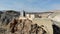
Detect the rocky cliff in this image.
<box><xmin>0</xmin><ymin>10</ymin><xmax>20</xmax><ymax>25</ymax></box>
<box><xmin>0</xmin><ymin>10</ymin><xmax>20</xmax><ymax>34</ymax></box>
<box><xmin>0</xmin><ymin>10</ymin><xmax>60</xmax><ymax>34</ymax></box>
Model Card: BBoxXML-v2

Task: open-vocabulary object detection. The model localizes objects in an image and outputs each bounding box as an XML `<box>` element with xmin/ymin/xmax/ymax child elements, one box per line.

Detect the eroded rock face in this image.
<box><xmin>0</xmin><ymin>11</ymin><xmax>60</xmax><ymax>34</ymax></box>
<box><xmin>0</xmin><ymin>10</ymin><xmax>20</xmax><ymax>25</ymax></box>
<box><xmin>0</xmin><ymin>10</ymin><xmax>20</xmax><ymax>34</ymax></box>
<box><xmin>6</xmin><ymin>18</ymin><xmax>46</xmax><ymax>34</ymax></box>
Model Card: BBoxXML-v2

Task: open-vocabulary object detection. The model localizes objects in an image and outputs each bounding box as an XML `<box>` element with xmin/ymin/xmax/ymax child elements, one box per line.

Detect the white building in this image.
<box><xmin>25</xmin><ymin>12</ymin><xmax>53</xmax><ymax>20</ymax></box>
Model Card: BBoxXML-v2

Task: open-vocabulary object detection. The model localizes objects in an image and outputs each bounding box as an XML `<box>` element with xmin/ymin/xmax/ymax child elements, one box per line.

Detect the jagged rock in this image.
<box><xmin>6</xmin><ymin>18</ymin><xmax>47</xmax><ymax>34</ymax></box>
<box><xmin>0</xmin><ymin>10</ymin><xmax>20</xmax><ymax>34</ymax></box>
<box><xmin>53</xmin><ymin>25</ymin><xmax>60</xmax><ymax>34</ymax></box>
<box><xmin>0</xmin><ymin>10</ymin><xmax>20</xmax><ymax>25</ymax></box>
<box><xmin>0</xmin><ymin>11</ymin><xmax>60</xmax><ymax>34</ymax></box>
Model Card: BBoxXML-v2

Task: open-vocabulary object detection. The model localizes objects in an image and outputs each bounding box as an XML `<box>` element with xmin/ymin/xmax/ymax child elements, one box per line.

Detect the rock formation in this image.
<box><xmin>0</xmin><ymin>10</ymin><xmax>60</xmax><ymax>34</ymax></box>
<box><xmin>6</xmin><ymin>18</ymin><xmax>46</xmax><ymax>34</ymax></box>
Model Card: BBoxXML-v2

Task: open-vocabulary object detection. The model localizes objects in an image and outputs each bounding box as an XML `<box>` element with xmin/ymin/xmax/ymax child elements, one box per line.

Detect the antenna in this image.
<box><xmin>23</xmin><ymin>10</ymin><xmax>25</xmax><ymax>17</ymax></box>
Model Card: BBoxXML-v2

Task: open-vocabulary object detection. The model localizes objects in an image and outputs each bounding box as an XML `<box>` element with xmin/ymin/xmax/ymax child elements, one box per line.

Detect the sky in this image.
<box><xmin>0</xmin><ymin>0</ymin><xmax>60</xmax><ymax>12</ymax></box>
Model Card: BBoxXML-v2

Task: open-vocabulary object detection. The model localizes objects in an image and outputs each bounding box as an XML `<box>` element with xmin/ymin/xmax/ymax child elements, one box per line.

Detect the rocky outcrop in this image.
<box><xmin>0</xmin><ymin>10</ymin><xmax>20</xmax><ymax>25</ymax></box>
<box><xmin>0</xmin><ymin>10</ymin><xmax>20</xmax><ymax>34</ymax></box>
<box><xmin>6</xmin><ymin>18</ymin><xmax>47</xmax><ymax>34</ymax></box>
<box><xmin>53</xmin><ymin>25</ymin><xmax>60</xmax><ymax>34</ymax></box>
<box><xmin>0</xmin><ymin>10</ymin><xmax>60</xmax><ymax>34</ymax></box>
<box><xmin>0</xmin><ymin>11</ymin><xmax>47</xmax><ymax>34</ymax></box>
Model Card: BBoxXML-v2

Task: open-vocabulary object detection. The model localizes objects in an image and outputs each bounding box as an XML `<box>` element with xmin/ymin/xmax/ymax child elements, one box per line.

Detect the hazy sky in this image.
<box><xmin>0</xmin><ymin>0</ymin><xmax>60</xmax><ymax>12</ymax></box>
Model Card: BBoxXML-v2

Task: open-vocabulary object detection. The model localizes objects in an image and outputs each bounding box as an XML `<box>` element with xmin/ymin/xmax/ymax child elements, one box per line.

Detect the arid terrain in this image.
<box><xmin>0</xmin><ymin>10</ymin><xmax>60</xmax><ymax>34</ymax></box>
